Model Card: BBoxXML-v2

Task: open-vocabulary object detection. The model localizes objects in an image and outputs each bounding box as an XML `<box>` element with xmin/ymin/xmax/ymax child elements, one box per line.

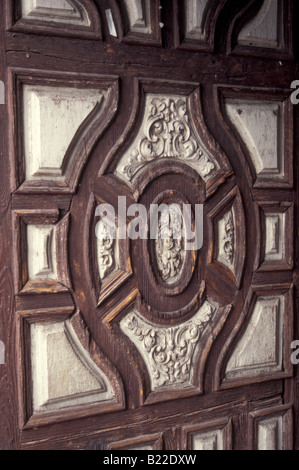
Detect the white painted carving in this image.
<box><xmin>257</xmin><ymin>415</ymin><xmax>282</xmax><ymax>450</ymax></box>
<box><xmin>218</xmin><ymin>209</ymin><xmax>234</xmax><ymax>267</ymax></box>
<box><xmin>30</xmin><ymin>320</ymin><xmax>113</xmax><ymax>412</ymax></box>
<box><xmin>120</xmin><ymin>301</ymin><xmax>216</xmax><ymax>390</ymax></box>
<box><xmin>21</xmin><ymin>0</ymin><xmax>91</xmax><ymax>26</ymax></box>
<box><xmin>265</xmin><ymin>213</ymin><xmax>285</xmax><ymax>261</ymax></box>
<box><xmin>23</xmin><ymin>85</ymin><xmax>104</xmax><ymax>181</ymax></box>
<box><xmin>225</xmin><ymin>100</ymin><xmax>283</xmax><ymax>179</ymax></box>
<box><xmin>97</xmin><ymin>223</ymin><xmax>117</xmax><ymax>281</ymax></box>
<box><xmin>155</xmin><ymin>204</ymin><xmax>185</xmax><ymax>284</ymax></box>
<box><xmin>191</xmin><ymin>429</ymin><xmax>223</xmax><ymax>450</ymax></box>
<box><xmin>124</xmin><ymin>0</ymin><xmax>150</xmax><ymax>34</ymax></box>
<box><xmin>237</xmin><ymin>0</ymin><xmax>282</xmax><ymax>49</ymax></box>
<box><xmin>27</xmin><ymin>224</ymin><xmax>57</xmax><ymax>281</ymax></box>
<box><xmin>115</xmin><ymin>94</ymin><xmax>216</xmax><ymax>185</ymax></box>
<box><xmin>184</xmin><ymin>0</ymin><xmax>210</xmax><ymax>40</ymax></box>
<box><xmin>225</xmin><ymin>296</ymin><xmax>284</xmax><ymax>379</ymax></box>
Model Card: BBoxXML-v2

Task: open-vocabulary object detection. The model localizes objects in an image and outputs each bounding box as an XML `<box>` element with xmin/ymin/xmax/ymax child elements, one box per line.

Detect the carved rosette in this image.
<box><xmin>115</xmin><ymin>94</ymin><xmax>216</xmax><ymax>184</ymax></box>
<box><xmin>120</xmin><ymin>301</ymin><xmax>216</xmax><ymax>390</ymax></box>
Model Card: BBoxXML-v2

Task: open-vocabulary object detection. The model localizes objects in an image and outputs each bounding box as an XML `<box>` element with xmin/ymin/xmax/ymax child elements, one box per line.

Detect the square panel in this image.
<box><xmin>256</xmin><ymin>202</ymin><xmax>293</xmax><ymax>271</ymax></box>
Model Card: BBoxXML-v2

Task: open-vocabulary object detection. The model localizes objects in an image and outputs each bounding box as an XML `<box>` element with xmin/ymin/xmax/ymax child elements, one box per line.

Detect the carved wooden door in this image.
<box><xmin>0</xmin><ymin>0</ymin><xmax>297</xmax><ymax>450</ymax></box>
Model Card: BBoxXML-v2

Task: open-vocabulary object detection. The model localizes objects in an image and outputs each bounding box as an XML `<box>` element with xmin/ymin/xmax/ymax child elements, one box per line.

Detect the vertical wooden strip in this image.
<box><xmin>0</xmin><ymin>1</ymin><xmax>19</xmax><ymax>449</ymax></box>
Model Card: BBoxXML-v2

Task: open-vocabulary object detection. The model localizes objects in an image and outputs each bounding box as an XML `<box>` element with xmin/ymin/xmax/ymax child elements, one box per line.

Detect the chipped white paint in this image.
<box><xmin>21</xmin><ymin>0</ymin><xmax>91</xmax><ymax>26</ymax></box>
<box><xmin>237</xmin><ymin>0</ymin><xmax>282</xmax><ymax>49</ymax></box>
<box><xmin>27</xmin><ymin>224</ymin><xmax>57</xmax><ymax>280</ymax></box>
<box><xmin>30</xmin><ymin>320</ymin><xmax>113</xmax><ymax>412</ymax></box>
<box><xmin>225</xmin><ymin>100</ymin><xmax>283</xmax><ymax>179</ymax></box>
<box><xmin>184</xmin><ymin>0</ymin><xmax>210</xmax><ymax>40</ymax></box>
<box><xmin>217</xmin><ymin>209</ymin><xmax>235</xmax><ymax>268</ymax></box>
<box><xmin>265</xmin><ymin>213</ymin><xmax>285</xmax><ymax>261</ymax></box>
<box><xmin>115</xmin><ymin>94</ymin><xmax>216</xmax><ymax>185</ymax></box>
<box><xmin>225</xmin><ymin>296</ymin><xmax>283</xmax><ymax>379</ymax></box>
<box><xmin>124</xmin><ymin>0</ymin><xmax>150</xmax><ymax>34</ymax></box>
<box><xmin>257</xmin><ymin>415</ymin><xmax>283</xmax><ymax>450</ymax></box>
<box><xmin>191</xmin><ymin>428</ymin><xmax>223</xmax><ymax>450</ymax></box>
<box><xmin>23</xmin><ymin>85</ymin><xmax>103</xmax><ymax>181</ymax></box>
<box><xmin>120</xmin><ymin>301</ymin><xmax>216</xmax><ymax>391</ymax></box>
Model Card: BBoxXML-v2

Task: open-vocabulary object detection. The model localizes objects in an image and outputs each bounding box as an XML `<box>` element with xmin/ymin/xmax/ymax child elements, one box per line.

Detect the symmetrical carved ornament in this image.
<box><xmin>97</xmin><ymin>223</ymin><xmax>115</xmax><ymax>281</ymax></box>
<box><xmin>154</xmin><ymin>204</ymin><xmax>185</xmax><ymax>284</ymax></box>
<box><xmin>120</xmin><ymin>301</ymin><xmax>216</xmax><ymax>390</ymax></box>
<box><xmin>115</xmin><ymin>94</ymin><xmax>216</xmax><ymax>185</ymax></box>
<box><xmin>218</xmin><ymin>209</ymin><xmax>234</xmax><ymax>267</ymax></box>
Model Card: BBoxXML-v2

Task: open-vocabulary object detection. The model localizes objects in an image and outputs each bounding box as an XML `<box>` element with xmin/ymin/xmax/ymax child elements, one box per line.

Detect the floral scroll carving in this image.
<box><xmin>155</xmin><ymin>204</ymin><xmax>185</xmax><ymax>284</ymax></box>
<box><xmin>120</xmin><ymin>302</ymin><xmax>216</xmax><ymax>390</ymax></box>
<box><xmin>116</xmin><ymin>95</ymin><xmax>216</xmax><ymax>183</ymax></box>
<box><xmin>218</xmin><ymin>210</ymin><xmax>235</xmax><ymax>267</ymax></box>
<box><xmin>97</xmin><ymin>223</ymin><xmax>115</xmax><ymax>280</ymax></box>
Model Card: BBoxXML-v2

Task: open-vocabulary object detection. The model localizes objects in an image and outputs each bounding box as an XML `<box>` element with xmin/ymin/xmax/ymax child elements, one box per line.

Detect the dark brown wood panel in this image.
<box><xmin>0</xmin><ymin>0</ymin><xmax>297</xmax><ymax>451</ymax></box>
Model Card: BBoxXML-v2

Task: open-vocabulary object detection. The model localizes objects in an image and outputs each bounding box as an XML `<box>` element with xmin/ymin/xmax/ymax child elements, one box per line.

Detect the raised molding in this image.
<box><xmin>105</xmin><ymin>9</ymin><xmax>117</xmax><ymax>37</ymax></box>
<box><xmin>184</xmin><ymin>0</ymin><xmax>210</xmax><ymax>40</ymax></box>
<box><xmin>30</xmin><ymin>319</ymin><xmax>114</xmax><ymax>413</ymax></box>
<box><xmin>217</xmin><ymin>209</ymin><xmax>235</xmax><ymax>268</ymax></box>
<box><xmin>120</xmin><ymin>0</ymin><xmax>161</xmax><ymax>45</ymax></box>
<box><xmin>214</xmin><ymin>286</ymin><xmax>293</xmax><ymax>390</ymax></box>
<box><xmin>120</xmin><ymin>300</ymin><xmax>217</xmax><ymax>391</ymax></box>
<box><xmin>124</xmin><ymin>0</ymin><xmax>150</xmax><ymax>34</ymax></box>
<box><xmin>11</xmin><ymin>70</ymin><xmax>119</xmax><ymax>194</ymax></box>
<box><xmin>115</xmin><ymin>93</ymin><xmax>217</xmax><ymax>186</ymax></box>
<box><xmin>9</xmin><ymin>0</ymin><xmax>102</xmax><ymax>39</ymax></box>
<box><xmin>225</xmin><ymin>295</ymin><xmax>284</xmax><ymax>380</ymax></box>
<box><xmin>91</xmin><ymin>190</ymin><xmax>133</xmax><ymax>306</ymax></box>
<box><xmin>27</xmin><ymin>224</ymin><xmax>57</xmax><ymax>281</ymax></box>
<box><xmin>257</xmin><ymin>202</ymin><xmax>293</xmax><ymax>271</ymax></box>
<box><xmin>23</xmin><ymin>84</ymin><xmax>104</xmax><ymax>182</ymax></box>
<box><xmin>96</xmin><ymin>222</ymin><xmax>117</xmax><ymax>282</ymax></box>
<box><xmin>265</xmin><ymin>213</ymin><xmax>284</xmax><ymax>261</ymax></box>
<box><xmin>249</xmin><ymin>405</ymin><xmax>293</xmax><ymax>450</ymax></box>
<box><xmin>154</xmin><ymin>203</ymin><xmax>185</xmax><ymax>285</ymax></box>
<box><xmin>13</xmin><ymin>210</ymin><xmax>73</xmax><ymax>293</ymax></box>
<box><xmin>225</xmin><ymin>99</ymin><xmax>283</xmax><ymax>181</ymax></box>
<box><xmin>237</xmin><ymin>0</ymin><xmax>283</xmax><ymax>49</ymax></box>
<box><xmin>191</xmin><ymin>429</ymin><xmax>223</xmax><ymax>450</ymax></box>
<box><xmin>179</xmin><ymin>0</ymin><xmax>227</xmax><ymax>51</ymax></box>
<box><xmin>21</xmin><ymin>0</ymin><xmax>90</xmax><ymax>25</ymax></box>
<box><xmin>183</xmin><ymin>419</ymin><xmax>232</xmax><ymax>450</ymax></box>
<box><xmin>257</xmin><ymin>415</ymin><xmax>282</xmax><ymax>450</ymax></box>
<box><xmin>208</xmin><ymin>186</ymin><xmax>245</xmax><ymax>289</ymax></box>
<box><xmin>218</xmin><ymin>86</ymin><xmax>293</xmax><ymax>188</ymax></box>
